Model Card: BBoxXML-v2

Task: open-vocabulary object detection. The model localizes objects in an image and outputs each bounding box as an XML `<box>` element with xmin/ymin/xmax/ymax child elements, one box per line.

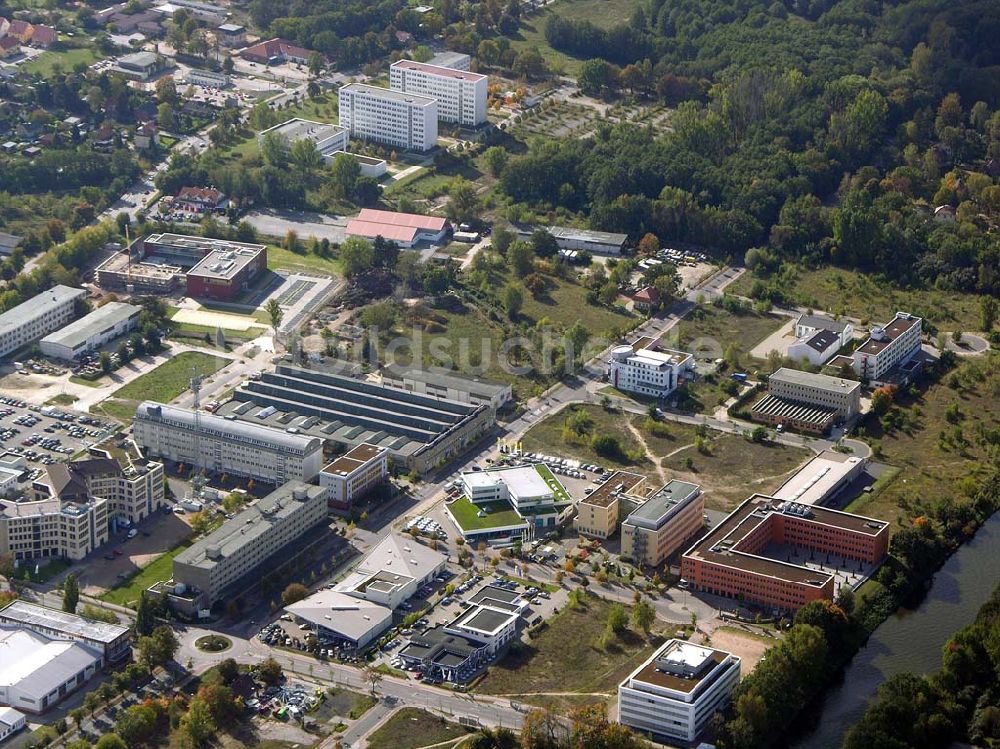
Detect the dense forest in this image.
<box><xmin>492</xmin><ymin>0</ymin><xmax>1000</xmax><ymax>297</ymax></box>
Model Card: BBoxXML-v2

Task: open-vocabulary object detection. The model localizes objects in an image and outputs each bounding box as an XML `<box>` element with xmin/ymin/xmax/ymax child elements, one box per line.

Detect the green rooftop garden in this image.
<box><xmin>447</xmin><ymin>496</ymin><xmax>525</xmax><ymax>531</ymax></box>
<box><xmin>533</xmin><ymin>463</ymin><xmax>572</xmax><ymax>503</ymax></box>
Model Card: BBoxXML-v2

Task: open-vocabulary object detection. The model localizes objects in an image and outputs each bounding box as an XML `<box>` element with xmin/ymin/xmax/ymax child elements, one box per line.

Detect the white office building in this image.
<box><xmin>607</xmin><ymin>343</ymin><xmax>693</xmax><ymax>398</ymax></box>
<box><xmin>853</xmin><ymin>312</ymin><xmax>923</xmax><ymax>384</ymax></box>
<box><xmin>0</xmin><ymin>286</ymin><xmax>86</xmax><ymax>359</ymax></box>
<box><xmin>768</xmin><ymin>367</ymin><xmax>861</xmax><ymax>421</ymax></box>
<box><xmin>168</xmin><ymin>482</ymin><xmax>328</xmax><ymax>608</ymax></box>
<box><xmin>390</xmin><ymin>60</ymin><xmax>487</xmax><ymax>127</ymax></box>
<box><xmin>618</xmin><ymin>639</ymin><xmax>741</xmax><ymax>744</ymax></box>
<box><xmin>794</xmin><ymin>314</ymin><xmax>854</xmax><ymax>349</ymax></box>
<box><xmin>133</xmin><ymin>402</ymin><xmax>324</xmax><ymax>483</ymax></box>
<box><xmin>339</xmin><ymin>83</ymin><xmax>438</xmax><ymax>152</ymax></box>
<box><xmin>0</xmin><ymin>601</ymin><xmax>131</xmax><ymax>664</ymax></box>
<box><xmin>39</xmin><ymin>302</ymin><xmax>140</xmax><ymax>362</ymax></box>
<box><xmin>0</xmin><ymin>707</ymin><xmax>26</xmax><ymax>741</ymax></box>
<box><xmin>257</xmin><ymin>118</ymin><xmax>348</xmax><ymax>162</ymax></box>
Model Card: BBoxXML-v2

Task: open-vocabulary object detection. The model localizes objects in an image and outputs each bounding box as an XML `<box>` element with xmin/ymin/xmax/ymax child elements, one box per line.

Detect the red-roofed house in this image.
<box><xmin>241</xmin><ymin>37</ymin><xmax>314</xmax><ymax>65</ymax></box>
<box><xmin>630</xmin><ymin>286</ymin><xmax>660</xmax><ymax>314</ymax></box>
<box><xmin>346</xmin><ymin>208</ymin><xmax>450</xmax><ymax>248</ymax></box>
<box><xmin>175</xmin><ymin>187</ymin><xmax>228</xmax><ymax>214</ymax></box>
<box><xmin>28</xmin><ymin>25</ymin><xmax>58</xmax><ymax>47</ymax></box>
<box><xmin>0</xmin><ymin>36</ymin><xmax>20</xmax><ymax>59</ymax></box>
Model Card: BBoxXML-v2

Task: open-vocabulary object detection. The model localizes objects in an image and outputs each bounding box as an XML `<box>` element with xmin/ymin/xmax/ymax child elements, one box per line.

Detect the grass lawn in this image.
<box><xmin>100</xmin><ymin>539</ymin><xmax>193</xmax><ymax>606</ymax></box>
<box><xmin>476</xmin><ymin>594</ymin><xmax>660</xmax><ymax>711</ymax></box>
<box><xmin>510</xmin><ymin>0</ymin><xmax>642</xmax><ymax>76</ymax></box>
<box><xmin>448</xmin><ymin>496</ymin><xmax>523</xmax><ymax>531</ymax></box>
<box><xmin>10</xmin><ymin>557</ymin><xmax>70</xmax><ymax>583</ymax></box>
<box><xmin>314</xmin><ymin>688</ymin><xmax>375</xmax><ymax>721</ymax></box>
<box><xmin>845</xmin><ymin>354</ymin><xmax>1000</xmax><ymax>529</ymax></box>
<box><xmin>673</xmin><ymin>305</ymin><xmax>785</xmax><ymax>366</ymax></box>
<box><xmin>517</xmin><ymin>273</ymin><xmax>636</xmax><ymax>338</ymax></box>
<box><xmin>733</xmin><ymin>266</ymin><xmax>985</xmax><ymax>333</ymax></box>
<box><xmin>521</xmin><ymin>403</ymin><xmax>652</xmax><ymax>476</ymax></box>
<box><xmin>21</xmin><ymin>46</ymin><xmax>99</xmax><ymax>75</ymax></box>
<box><xmin>95</xmin><ymin>351</ymin><xmax>229</xmax><ymax>425</ymax></box>
<box><xmin>534</xmin><ymin>463</ymin><xmax>572</xmax><ymax>502</ymax></box>
<box><xmin>45</xmin><ymin>393</ymin><xmax>79</xmax><ymax>406</ymax></box>
<box><xmin>266</xmin><ymin>245</ymin><xmax>342</xmax><ymax>276</ymax></box>
<box><xmin>367</xmin><ymin>708</ymin><xmax>468</xmax><ymax>749</ymax></box>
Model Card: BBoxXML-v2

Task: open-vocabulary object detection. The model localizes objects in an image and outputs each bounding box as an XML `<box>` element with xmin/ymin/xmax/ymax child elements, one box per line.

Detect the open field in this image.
<box><xmin>517</xmin><ymin>272</ymin><xmax>635</xmax><ymax>337</ymax></box>
<box><xmin>711</xmin><ymin>627</ymin><xmax>779</xmax><ymax>675</ymax></box>
<box><xmin>521</xmin><ymin>404</ymin><xmax>652</xmax><ymax>476</ymax></box>
<box><xmin>673</xmin><ymin>305</ymin><xmax>786</xmax><ymax>366</ymax></box>
<box><xmin>366</xmin><ymin>708</ymin><xmax>468</xmax><ymax>749</ymax></box>
<box><xmin>265</xmin><ymin>245</ymin><xmax>342</xmax><ymax>276</ymax></box>
<box><xmin>732</xmin><ymin>267</ymin><xmax>984</xmax><ymax>333</ymax></box>
<box><xmin>475</xmin><ymin>594</ymin><xmax>659</xmax><ymax>711</ymax></box>
<box><xmin>638</xmin><ymin>416</ymin><xmax>811</xmax><ymax>510</ymax></box>
<box><xmin>313</xmin><ymin>688</ymin><xmax>375</xmax><ymax>722</ymax></box>
<box><xmin>99</xmin><ymin>539</ymin><xmax>193</xmax><ymax>606</ymax></box>
<box><xmin>845</xmin><ymin>353</ymin><xmax>1000</xmax><ymax>529</ymax></box>
<box><xmin>448</xmin><ymin>496</ymin><xmax>522</xmax><ymax>531</ymax></box>
<box><xmin>509</xmin><ymin>0</ymin><xmax>642</xmax><ymax>76</ymax></box>
<box><xmin>21</xmin><ymin>46</ymin><xmax>100</xmax><ymax>75</ymax></box>
<box><xmin>94</xmin><ymin>351</ymin><xmax>230</xmax><ymax>425</ymax></box>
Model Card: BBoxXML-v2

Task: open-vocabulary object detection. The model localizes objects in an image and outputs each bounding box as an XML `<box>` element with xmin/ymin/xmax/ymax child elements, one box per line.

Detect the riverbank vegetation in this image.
<box><xmin>843</xmin><ymin>581</ymin><xmax>1000</xmax><ymax>748</ymax></box>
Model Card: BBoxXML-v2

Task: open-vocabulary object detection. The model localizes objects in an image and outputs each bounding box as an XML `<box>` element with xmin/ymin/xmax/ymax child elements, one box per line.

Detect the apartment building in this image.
<box><xmin>0</xmin><ymin>601</ymin><xmax>130</xmax><ymax>664</ymax></box>
<box><xmin>34</xmin><ymin>443</ymin><xmax>165</xmax><ymax>526</ymax></box>
<box><xmin>390</xmin><ymin>60</ymin><xmax>487</xmax><ymax>126</ymax></box>
<box><xmin>319</xmin><ymin>443</ymin><xmax>388</xmax><ymax>512</ymax></box>
<box><xmin>167</xmin><ymin>482</ymin><xmax>328</xmax><ymax>610</ymax></box>
<box><xmin>767</xmin><ymin>368</ymin><xmax>861</xmax><ymax>420</ymax></box>
<box><xmin>0</xmin><ymin>286</ymin><xmax>85</xmax><ymax>359</ymax></box>
<box><xmin>621</xmin><ymin>480</ymin><xmax>704</xmax><ymax>566</ymax></box>
<box><xmin>853</xmin><ymin>312</ymin><xmax>923</xmax><ymax>384</ymax></box>
<box><xmin>618</xmin><ymin>639</ymin><xmax>741</xmax><ymax>744</ymax></box>
<box><xmin>39</xmin><ymin>302</ymin><xmax>140</xmax><ymax>362</ymax></box>
<box><xmin>338</xmin><ymin>83</ymin><xmax>438</xmax><ymax>152</ymax></box>
<box><xmin>133</xmin><ymin>402</ymin><xmax>324</xmax><ymax>484</ymax></box>
<box><xmin>607</xmin><ymin>342</ymin><xmax>693</xmax><ymax>399</ymax></box>
<box><xmin>680</xmin><ymin>495</ymin><xmax>890</xmax><ymax>611</ymax></box>
<box><xmin>0</xmin><ymin>496</ymin><xmax>108</xmax><ymax>562</ymax></box>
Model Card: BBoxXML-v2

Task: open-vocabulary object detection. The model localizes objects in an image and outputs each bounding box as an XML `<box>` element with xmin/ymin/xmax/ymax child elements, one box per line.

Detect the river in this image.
<box><xmin>791</xmin><ymin>512</ymin><xmax>1000</xmax><ymax>749</ymax></box>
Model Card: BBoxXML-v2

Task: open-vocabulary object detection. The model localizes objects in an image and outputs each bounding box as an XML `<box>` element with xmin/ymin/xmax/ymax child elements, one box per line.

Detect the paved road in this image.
<box><xmin>245</xmin><ymin>209</ymin><xmax>350</xmax><ymax>244</ymax></box>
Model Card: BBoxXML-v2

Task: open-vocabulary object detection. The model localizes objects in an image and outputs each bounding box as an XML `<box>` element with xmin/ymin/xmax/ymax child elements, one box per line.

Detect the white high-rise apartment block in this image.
<box><xmin>389</xmin><ymin>60</ymin><xmax>488</xmax><ymax>127</ymax></box>
<box><xmin>853</xmin><ymin>311</ymin><xmax>923</xmax><ymax>383</ymax></box>
<box><xmin>339</xmin><ymin>83</ymin><xmax>438</xmax><ymax>152</ymax></box>
<box><xmin>619</xmin><ymin>639</ymin><xmax>741</xmax><ymax>744</ymax></box>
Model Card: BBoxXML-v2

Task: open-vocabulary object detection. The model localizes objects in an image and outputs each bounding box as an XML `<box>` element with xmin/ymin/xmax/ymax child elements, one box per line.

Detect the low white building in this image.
<box><xmin>428</xmin><ymin>51</ymin><xmax>471</xmax><ymax>71</ymax></box>
<box><xmin>257</xmin><ymin>119</ymin><xmax>348</xmax><ymax>163</ymax></box>
<box><xmin>786</xmin><ymin>328</ymin><xmax>842</xmax><ymax>366</ymax></box>
<box><xmin>794</xmin><ymin>314</ymin><xmax>853</xmax><ymax>349</ymax></box>
<box><xmin>319</xmin><ymin>443</ymin><xmax>388</xmax><ymax>512</ymax></box>
<box><xmin>338</xmin><ymin>83</ymin><xmax>438</xmax><ymax>152</ymax></box>
<box><xmin>39</xmin><ymin>302</ymin><xmax>140</xmax><ymax>361</ymax></box>
<box><xmin>0</xmin><ymin>707</ymin><xmax>26</xmax><ymax>742</ymax></box>
<box><xmin>767</xmin><ymin>367</ymin><xmax>861</xmax><ymax>421</ymax></box>
<box><xmin>380</xmin><ymin>367</ymin><xmax>512</xmax><ymax>411</ymax></box>
<box><xmin>618</xmin><ymin>639</ymin><xmax>740</xmax><ymax>744</ymax></box>
<box><xmin>512</xmin><ymin>225</ymin><xmax>628</xmax><ymax>255</ymax></box>
<box><xmin>287</xmin><ymin>534</ymin><xmax>446</xmax><ymax>649</ymax></box>
<box><xmin>0</xmin><ymin>627</ymin><xmax>104</xmax><ymax>714</ymax></box>
<box><xmin>0</xmin><ymin>285</ymin><xmax>85</xmax><ymax>359</ymax></box>
<box><xmin>607</xmin><ymin>343</ymin><xmax>693</xmax><ymax>399</ymax></box>
<box><xmin>184</xmin><ymin>68</ymin><xmax>229</xmax><ymax>88</ymax></box>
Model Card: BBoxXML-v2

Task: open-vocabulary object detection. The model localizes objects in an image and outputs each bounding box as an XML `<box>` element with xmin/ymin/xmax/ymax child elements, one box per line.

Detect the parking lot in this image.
<box><xmin>0</xmin><ymin>397</ymin><xmax>115</xmax><ymax>486</ymax></box>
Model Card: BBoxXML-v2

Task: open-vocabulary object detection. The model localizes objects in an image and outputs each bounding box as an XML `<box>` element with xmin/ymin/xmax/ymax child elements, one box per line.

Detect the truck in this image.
<box><xmin>730</xmin><ymin>372</ymin><xmax>749</xmax><ymax>383</ymax></box>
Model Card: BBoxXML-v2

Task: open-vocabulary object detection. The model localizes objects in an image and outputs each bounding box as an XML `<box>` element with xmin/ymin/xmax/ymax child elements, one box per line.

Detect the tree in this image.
<box><xmin>507</xmin><ymin>241</ymin><xmax>534</xmax><ymax>277</ymax></box>
<box><xmin>216</xmin><ymin>657</ymin><xmax>240</xmax><ymax>685</ymax></box>
<box><xmin>607</xmin><ymin>602</ymin><xmax>628</xmax><ymax>634</ymax></box>
<box><xmin>114</xmin><ymin>705</ymin><xmax>158</xmax><ymax>747</ymax></box>
<box><xmin>222</xmin><ymin>55</ymin><xmax>234</xmax><ymax>74</ymax></box>
<box><xmin>281</xmin><ymin>582</ymin><xmax>309</xmax><ymax>606</ymax></box>
<box><xmin>637</xmin><ymin>232</ymin><xmax>660</xmax><ymax>256</ymax></box>
<box><xmin>264</xmin><ymin>298</ymin><xmax>283</xmax><ymax>334</ymax></box>
<box><xmin>504</xmin><ymin>283</ymin><xmax>523</xmax><ymax>320</ymax></box>
<box><xmin>138</xmin><ymin>625</ymin><xmax>178</xmax><ymax>668</ymax></box>
<box><xmin>632</xmin><ymin>598</ymin><xmax>655</xmax><ymax>634</ymax></box>
<box><xmin>181</xmin><ymin>698</ymin><xmax>216</xmax><ymax>747</ymax></box>
<box><xmin>521</xmin><ymin>708</ymin><xmax>563</xmax><ymax>749</ymax></box>
<box><xmin>329</xmin><ymin>152</ymin><xmax>361</xmax><ymax>200</ymax></box>
<box><xmin>340</xmin><ymin>236</ymin><xmax>376</xmax><ymax>277</ymax></box>
<box><xmin>290</xmin><ymin>139</ymin><xmax>323</xmax><ymax>176</ymax></box>
<box><xmin>257</xmin><ymin>656</ymin><xmax>283</xmax><ymax>685</ymax></box>
<box><xmin>94</xmin><ymin>735</ymin><xmax>127</xmax><ymax>749</ymax></box>
<box><xmin>483</xmin><ymin>146</ymin><xmax>509</xmax><ymax>177</ymax></box>
<box><xmin>530</xmin><ymin>228</ymin><xmax>559</xmax><ymax>258</ymax></box>
<box><xmin>578</xmin><ymin>58</ymin><xmax>617</xmax><ymax>96</ymax></box>
<box><xmin>512</xmin><ymin>47</ymin><xmax>546</xmax><ymax>78</ymax></box>
<box><xmin>980</xmin><ymin>296</ymin><xmax>998</xmax><ymax>331</ymax></box>
<box><xmin>468</xmin><ymin>727</ymin><xmax>519</xmax><ymax>749</ymax></box>
<box><xmin>447</xmin><ymin>177</ymin><xmax>481</xmax><ymax>224</ymax></box>
<box><xmin>99</xmin><ymin>351</ymin><xmax>113</xmax><ymax>374</ymax></box>
<box><xmin>477</xmin><ymin>39</ymin><xmax>500</xmax><ymax>67</ymax></box>
<box><xmin>363</xmin><ymin>664</ymin><xmax>383</xmax><ymax>696</ymax></box>
<box><xmin>157</xmin><ymin>102</ymin><xmax>175</xmax><ymax>131</ymax></box>
<box><xmin>492</xmin><ymin>225</ymin><xmax>515</xmax><ymax>255</ymax></box>
<box><xmin>63</xmin><ymin>573</ymin><xmax>80</xmax><ymax>614</ymax></box>
<box><xmin>307</xmin><ymin>51</ymin><xmax>325</xmax><ymax>77</ymax></box>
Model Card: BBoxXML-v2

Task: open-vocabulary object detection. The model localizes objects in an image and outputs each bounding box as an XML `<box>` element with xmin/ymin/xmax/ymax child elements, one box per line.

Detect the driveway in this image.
<box><xmin>245</xmin><ymin>209</ymin><xmax>350</xmax><ymax>244</ymax></box>
<box><xmin>751</xmin><ymin>316</ymin><xmax>796</xmax><ymax>359</ymax></box>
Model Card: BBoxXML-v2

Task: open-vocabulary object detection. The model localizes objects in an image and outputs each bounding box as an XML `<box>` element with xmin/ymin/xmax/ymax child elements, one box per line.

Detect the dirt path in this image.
<box><xmin>625</xmin><ymin>420</ymin><xmax>668</xmax><ymax>484</ymax></box>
